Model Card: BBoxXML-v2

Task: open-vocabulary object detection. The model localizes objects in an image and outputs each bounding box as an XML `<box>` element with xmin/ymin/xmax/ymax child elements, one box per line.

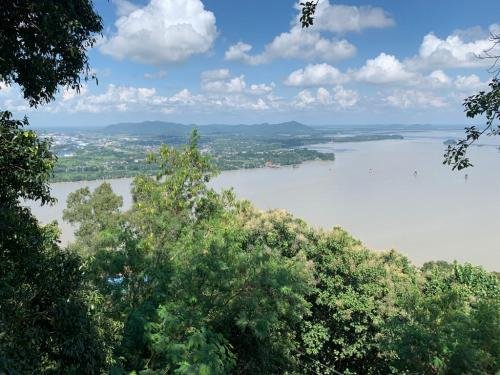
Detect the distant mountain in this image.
<box><xmin>103</xmin><ymin>121</ymin><xmax>192</xmax><ymax>136</ymax></box>
<box><xmin>103</xmin><ymin>120</ymin><xmax>316</xmax><ymax>137</ymax></box>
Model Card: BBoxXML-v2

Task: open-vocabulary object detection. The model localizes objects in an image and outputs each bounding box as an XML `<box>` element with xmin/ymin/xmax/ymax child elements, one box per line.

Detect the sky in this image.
<box><xmin>1</xmin><ymin>0</ymin><xmax>500</xmax><ymax>127</ymax></box>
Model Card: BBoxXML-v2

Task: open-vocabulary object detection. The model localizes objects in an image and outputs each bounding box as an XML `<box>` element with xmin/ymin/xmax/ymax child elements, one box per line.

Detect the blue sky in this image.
<box><xmin>2</xmin><ymin>0</ymin><xmax>500</xmax><ymax>127</ymax></box>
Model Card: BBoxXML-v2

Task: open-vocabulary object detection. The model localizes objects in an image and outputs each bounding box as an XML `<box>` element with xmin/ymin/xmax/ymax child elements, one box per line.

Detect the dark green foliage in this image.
<box><xmin>0</xmin><ymin>111</ymin><xmax>56</xmax><ymax>205</ymax></box>
<box><xmin>236</xmin><ymin>210</ymin><xmax>417</xmax><ymax>374</ymax></box>
<box><xmin>0</xmin><ymin>113</ymin><xmax>110</xmax><ymax>373</ymax></box>
<box><xmin>300</xmin><ymin>1</ymin><xmax>319</xmax><ymax>28</ymax></box>
<box><xmin>383</xmin><ymin>262</ymin><xmax>500</xmax><ymax>374</ymax></box>
<box><xmin>0</xmin><ymin>210</ymin><xmax>109</xmax><ymax>374</ymax></box>
<box><xmin>444</xmin><ymin>78</ymin><xmax>500</xmax><ymax>170</ymax></box>
<box><xmin>64</xmin><ymin>132</ymin><xmax>313</xmax><ymax>373</ymax></box>
<box><xmin>0</xmin><ymin>0</ymin><xmax>102</xmax><ymax>106</ymax></box>
<box><xmin>63</xmin><ymin>134</ymin><xmax>500</xmax><ymax>374</ymax></box>
<box><xmin>0</xmin><ymin>2</ymin><xmax>110</xmax><ymax>369</ymax></box>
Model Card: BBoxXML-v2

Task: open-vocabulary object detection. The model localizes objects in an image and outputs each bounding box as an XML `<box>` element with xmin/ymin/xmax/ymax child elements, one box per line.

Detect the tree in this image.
<box><xmin>64</xmin><ymin>132</ymin><xmax>314</xmax><ymax>373</ymax></box>
<box><xmin>443</xmin><ymin>33</ymin><xmax>500</xmax><ymax>170</ymax></box>
<box><xmin>0</xmin><ymin>113</ymin><xmax>111</xmax><ymax>373</ymax></box>
<box><xmin>383</xmin><ymin>262</ymin><xmax>500</xmax><ymax>374</ymax></box>
<box><xmin>0</xmin><ymin>1</ymin><xmax>106</xmax><ymax>373</ymax></box>
<box><xmin>0</xmin><ymin>0</ymin><xmax>102</xmax><ymax>105</ymax></box>
<box><xmin>444</xmin><ymin>78</ymin><xmax>500</xmax><ymax>170</ymax></box>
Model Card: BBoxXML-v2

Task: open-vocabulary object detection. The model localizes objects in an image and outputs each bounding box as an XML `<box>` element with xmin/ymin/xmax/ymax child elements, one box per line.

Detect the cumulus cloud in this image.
<box><xmin>427</xmin><ymin>70</ymin><xmax>452</xmax><ymax>87</ymax></box>
<box><xmin>354</xmin><ymin>53</ymin><xmax>414</xmax><ymax>84</ymax></box>
<box><xmin>201</xmin><ymin>69</ymin><xmax>231</xmax><ymax>81</ymax></box>
<box><xmin>454</xmin><ymin>74</ymin><xmax>488</xmax><ymax>91</ymax></box>
<box><xmin>144</xmin><ymin>70</ymin><xmax>167</xmax><ymax>79</ymax></box>
<box><xmin>284</xmin><ymin>63</ymin><xmax>349</xmax><ymax>86</ymax></box>
<box><xmin>406</xmin><ymin>24</ymin><xmax>500</xmax><ymax>70</ymax></box>
<box><xmin>200</xmin><ymin>69</ymin><xmax>275</xmax><ymax>95</ymax></box>
<box><xmin>332</xmin><ymin>85</ymin><xmax>359</xmax><ymax>107</ymax></box>
<box><xmin>62</xmin><ymin>84</ymin><xmax>88</xmax><ymax>102</ymax></box>
<box><xmin>294</xmin><ymin>86</ymin><xmax>358</xmax><ymax>108</ymax></box>
<box><xmin>303</xmin><ymin>1</ymin><xmax>395</xmax><ymax>33</ymax></box>
<box><xmin>100</xmin><ymin>0</ymin><xmax>217</xmax><ymax>64</ymax></box>
<box><xmin>225</xmin><ymin>1</ymin><xmax>395</xmax><ymax>65</ymax></box>
<box><xmin>113</xmin><ymin>0</ymin><xmax>139</xmax><ymax>17</ymax></box>
<box><xmin>248</xmin><ymin>83</ymin><xmax>275</xmax><ymax>95</ymax></box>
<box><xmin>225</xmin><ymin>28</ymin><xmax>356</xmax><ymax>65</ymax></box>
<box><xmin>0</xmin><ymin>81</ymin><xmax>11</xmax><ymax>95</ymax></box>
<box><xmin>48</xmin><ymin>80</ymin><xmax>281</xmax><ymax>114</ymax></box>
<box><xmin>385</xmin><ymin>89</ymin><xmax>447</xmax><ymax>109</ymax></box>
<box><xmin>202</xmin><ymin>75</ymin><xmax>246</xmax><ymax>93</ymax></box>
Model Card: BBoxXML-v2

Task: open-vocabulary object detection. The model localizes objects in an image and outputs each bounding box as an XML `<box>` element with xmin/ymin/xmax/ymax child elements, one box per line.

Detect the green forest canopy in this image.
<box><xmin>0</xmin><ymin>1</ymin><xmax>499</xmax><ymax>373</ymax></box>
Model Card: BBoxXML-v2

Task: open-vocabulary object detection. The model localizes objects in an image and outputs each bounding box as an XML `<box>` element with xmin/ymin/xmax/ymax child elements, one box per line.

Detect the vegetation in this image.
<box><xmin>0</xmin><ymin>0</ymin><xmax>102</xmax><ymax>105</ymax></box>
<box><xmin>1</xmin><ymin>1</ymin><xmax>499</xmax><ymax>373</ymax></box>
<box><xmin>444</xmin><ymin>78</ymin><xmax>500</xmax><ymax>170</ymax></box>
<box><xmin>46</xmin><ymin>122</ymin><xmax>404</xmax><ymax>182</ymax></box>
<box><xmin>0</xmin><ymin>111</ymin><xmax>111</xmax><ymax>373</ymax></box>
<box><xmin>54</xmin><ymin>132</ymin><xmax>499</xmax><ymax>374</ymax></box>
<box><xmin>0</xmin><ymin>1</ymin><xmax>109</xmax><ymax>373</ymax></box>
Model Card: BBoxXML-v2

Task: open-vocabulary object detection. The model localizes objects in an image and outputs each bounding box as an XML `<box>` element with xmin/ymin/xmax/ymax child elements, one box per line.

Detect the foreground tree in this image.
<box><xmin>0</xmin><ymin>112</ymin><xmax>111</xmax><ymax>373</ymax></box>
<box><xmin>383</xmin><ymin>262</ymin><xmax>500</xmax><ymax>373</ymax></box>
<box><xmin>0</xmin><ymin>0</ymin><xmax>102</xmax><ymax>105</ymax></box>
<box><xmin>444</xmin><ymin>78</ymin><xmax>500</xmax><ymax>169</ymax></box>
<box><xmin>0</xmin><ymin>1</ymin><xmax>106</xmax><ymax>373</ymax></box>
<box><xmin>64</xmin><ymin>132</ymin><xmax>313</xmax><ymax>373</ymax></box>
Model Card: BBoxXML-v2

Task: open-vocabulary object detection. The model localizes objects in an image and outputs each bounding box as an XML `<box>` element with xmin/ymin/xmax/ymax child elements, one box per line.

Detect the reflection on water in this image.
<box><xmin>28</xmin><ymin>131</ymin><xmax>500</xmax><ymax>270</ymax></box>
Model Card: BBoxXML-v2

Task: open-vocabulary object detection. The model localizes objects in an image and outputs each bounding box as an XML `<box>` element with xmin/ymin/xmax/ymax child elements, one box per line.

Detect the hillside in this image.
<box><xmin>103</xmin><ymin>120</ymin><xmax>316</xmax><ymax>137</ymax></box>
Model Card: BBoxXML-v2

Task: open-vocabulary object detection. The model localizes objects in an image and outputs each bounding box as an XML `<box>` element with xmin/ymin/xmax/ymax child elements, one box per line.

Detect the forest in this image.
<box><xmin>2</xmin><ymin>124</ymin><xmax>499</xmax><ymax>374</ymax></box>
<box><xmin>1</xmin><ymin>1</ymin><xmax>499</xmax><ymax>374</ymax></box>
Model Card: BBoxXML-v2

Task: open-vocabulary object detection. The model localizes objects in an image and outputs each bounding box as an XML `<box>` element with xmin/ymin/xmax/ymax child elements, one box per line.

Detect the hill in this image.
<box><xmin>103</xmin><ymin>120</ymin><xmax>316</xmax><ymax>137</ymax></box>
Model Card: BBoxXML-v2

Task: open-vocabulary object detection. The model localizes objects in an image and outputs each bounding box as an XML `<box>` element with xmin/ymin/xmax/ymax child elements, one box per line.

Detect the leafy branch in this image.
<box><xmin>444</xmin><ymin>79</ymin><xmax>500</xmax><ymax>170</ymax></box>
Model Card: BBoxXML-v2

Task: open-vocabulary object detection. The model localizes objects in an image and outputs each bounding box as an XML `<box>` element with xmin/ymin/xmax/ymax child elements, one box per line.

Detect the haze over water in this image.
<box><xmin>30</xmin><ymin>130</ymin><xmax>500</xmax><ymax>270</ymax></box>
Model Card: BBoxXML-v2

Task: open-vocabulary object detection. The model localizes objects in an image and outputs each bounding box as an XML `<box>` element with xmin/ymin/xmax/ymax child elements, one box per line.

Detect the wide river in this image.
<box><xmin>29</xmin><ymin>130</ymin><xmax>500</xmax><ymax>270</ymax></box>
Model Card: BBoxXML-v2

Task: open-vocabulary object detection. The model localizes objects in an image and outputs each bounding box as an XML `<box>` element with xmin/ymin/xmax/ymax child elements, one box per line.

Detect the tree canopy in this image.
<box><xmin>1</xmin><ymin>2</ymin><xmax>499</xmax><ymax>373</ymax></box>
<box><xmin>0</xmin><ymin>1</ymin><xmax>108</xmax><ymax>373</ymax></box>
<box><xmin>60</xmin><ymin>133</ymin><xmax>500</xmax><ymax>374</ymax></box>
<box><xmin>0</xmin><ymin>0</ymin><xmax>102</xmax><ymax>106</ymax></box>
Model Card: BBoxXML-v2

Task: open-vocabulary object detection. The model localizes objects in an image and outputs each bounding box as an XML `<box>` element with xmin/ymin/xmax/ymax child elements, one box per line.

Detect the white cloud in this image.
<box><xmin>144</xmin><ymin>70</ymin><xmax>167</xmax><ymax>79</ymax></box>
<box><xmin>284</xmin><ymin>63</ymin><xmax>349</xmax><ymax>86</ymax></box>
<box><xmin>201</xmin><ymin>69</ymin><xmax>231</xmax><ymax>81</ymax></box>
<box><xmin>51</xmin><ymin>82</ymin><xmax>280</xmax><ymax>114</ymax></box>
<box><xmin>113</xmin><ymin>0</ymin><xmax>139</xmax><ymax>17</ymax></box>
<box><xmin>454</xmin><ymin>74</ymin><xmax>487</xmax><ymax>91</ymax></box>
<box><xmin>355</xmin><ymin>53</ymin><xmax>413</xmax><ymax>84</ymax></box>
<box><xmin>294</xmin><ymin>89</ymin><xmax>317</xmax><ymax>107</ymax></box>
<box><xmin>407</xmin><ymin>24</ymin><xmax>500</xmax><ymax>70</ymax></box>
<box><xmin>56</xmin><ymin>84</ymin><xmax>163</xmax><ymax>113</ymax></box>
<box><xmin>332</xmin><ymin>85</ymin><xmax>359</xmax><ymax>107</ymax></box>
<box><xmin>100</xmin><ymin>0</ymin><xmax>217</xmax><ymax>64</ymax></box>
<box><xmin>385</xmin><ymin>89</ymin><xmax>447</xmax><ymax>109</ymax></box>
<box><xmin>0</xmin><ymin>81</ymin><xmax>11</xmax><ymax>95</ymax></box>
<box><xmin>293</xmin><ymin>86</ymin><xmax>358</xmax><ymax>108</ymax></box>
<box><xmin>62</xmin><ymin>84</ymin><xmax>88</xmax><ymax>101</ymax></box>
<box><xmin>202</xmin><ymin>75</ymin><xmax>246</xmax><ymax>93</ymax></box>
<box><xmin>225</xmin><ymin>1</ymin><xmax>395</xmax><ymax>65</ymax></box>
<box><xmin>305</xmin><ymin>1</ymin><xmax>395</xmax><ymax>33</ymax></box>
<box><xmin>427</xmin><ymin>70</ymin><xmax>451</xmax><ymax>87</ymax></box>
<box><xmin>316</xmin><ymin>87</ymin><xmax>333</xmax><ymax>105</ymax></box>
<box><xmin>225</xmin><ymin>27</ymin><xmax>356</xmax><ymax>65</ymax></box>
<box><xmin>248</xmin><ymin>83</ymin><xmax>275</xmax><ymax>95</ymax></box>
<box><xmin>200</xmin><ymin>69</ymin><xmax>275</xmax><ymax>96</ymax></box>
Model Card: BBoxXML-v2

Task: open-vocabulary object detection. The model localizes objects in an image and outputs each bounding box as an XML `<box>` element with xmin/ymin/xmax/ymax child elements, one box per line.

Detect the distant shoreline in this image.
<box><xmin>50</xmin><ymin>135</ymin><xmax>402</xmax><ymax>183</ymax></box>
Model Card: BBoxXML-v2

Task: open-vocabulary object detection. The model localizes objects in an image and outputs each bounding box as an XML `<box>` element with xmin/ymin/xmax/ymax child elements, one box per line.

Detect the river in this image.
<box><xmin>28</xmin><ymin>130</ymin><xmax>500</xmax><ymax>270</ymax></box>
